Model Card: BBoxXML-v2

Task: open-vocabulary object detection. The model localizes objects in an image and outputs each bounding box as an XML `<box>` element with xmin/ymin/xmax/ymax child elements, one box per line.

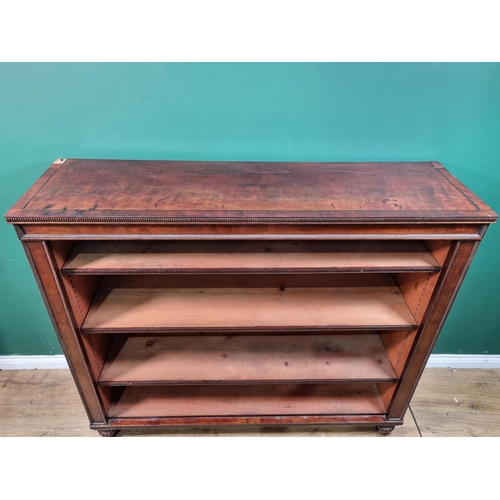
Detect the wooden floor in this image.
<box><xmin>1</xmin><ymin>368</ymin><xmax>499</xmax><ymax>437</ymax></box>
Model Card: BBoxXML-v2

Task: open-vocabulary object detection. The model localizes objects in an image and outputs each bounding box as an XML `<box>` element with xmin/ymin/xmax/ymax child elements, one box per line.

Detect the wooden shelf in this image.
<box><xmin>63</xmin><ymin>241</ymin><xmax>440</xmax><ymax>274</ymax></box>
<box><xmin>99</xmin><ymin>334</ymin><xmax>397</xmax><ymax>385</ymax></box>
<box><xmin>109</xmin><ymin>383</ymin><xmax>387</xmax><ymax>418</ymax></box>
<box><xmin>82</xmin><ymin>275</ymin><xmax>417</xmax><ymax>333</ymax></box>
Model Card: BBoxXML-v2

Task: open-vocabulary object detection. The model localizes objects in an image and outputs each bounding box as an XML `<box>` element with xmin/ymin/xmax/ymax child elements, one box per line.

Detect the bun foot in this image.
<box><xmin>377</xmin><ymin>425</ymin><xmax>395</xmax><ymax>435</ymax></box>
<box><xmin>98</xmin><ymin>430</ymin><xmax>118</xmax><ymax>437</ymax></box>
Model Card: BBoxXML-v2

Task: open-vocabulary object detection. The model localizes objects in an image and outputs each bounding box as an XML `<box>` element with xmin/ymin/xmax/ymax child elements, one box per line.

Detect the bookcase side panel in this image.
<box><xmin>387</xmin><ymin>240</ymin><xmax>479</xmax><ymax>419</ymax></box>
<box><xmin>22</xmin><ymin>238</ymin><xmax>107</xmax><ymax>424</ymax></box>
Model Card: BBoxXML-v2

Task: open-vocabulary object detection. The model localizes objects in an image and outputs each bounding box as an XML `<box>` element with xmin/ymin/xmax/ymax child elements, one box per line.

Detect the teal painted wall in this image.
<box><xmin>1</xmin><ymin>63</ymin><xmax>499</xmax><ymax>355</ymax></box>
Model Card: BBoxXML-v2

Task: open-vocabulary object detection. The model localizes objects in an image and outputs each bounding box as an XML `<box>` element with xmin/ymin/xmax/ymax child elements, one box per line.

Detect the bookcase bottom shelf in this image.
<box><xmin>98</xmin><ymin>414</ymin><xmax>397</xmax><ymax>431</ymax></box>
<box><xmin>108</xmin><ymin>383</ymin><xmax>388</xmax><ymax>419</ymax></box>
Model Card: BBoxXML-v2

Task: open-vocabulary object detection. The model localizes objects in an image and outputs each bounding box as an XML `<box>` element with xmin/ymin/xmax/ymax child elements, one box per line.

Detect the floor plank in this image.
<box><xmin>410</xmin><ymin>368</ymin><xmax>500</xmax><ymax>437</ymax></box>
<box><xmin>0</xmin><ymin>370</ymin><xmax>97</xmax><ymax>437</ymax></box>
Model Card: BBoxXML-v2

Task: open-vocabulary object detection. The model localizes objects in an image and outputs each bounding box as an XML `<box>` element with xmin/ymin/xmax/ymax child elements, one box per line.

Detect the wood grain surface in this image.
<box><xmin>6</xmin><ymin>159</ymin><xmax>497</xmax><ymax>222</ymax></box>
<box><xmin>109</xmin><ymin>383</ymin><xmax>387</xmax><ymax>418</ymax></box>
<box><xmin>99</xmin><ymin>334</ymin><xmax>397</xmax><ymax>385</ymax></box>
<box><xmin>4</xmin><ymin>160</ymin><xmax>496</xmax><ymax>436</ymax></box>
<box><xmin>83</xmin><ymin>278</ymin><xmax>417</xmax><ymax>333</ymax></box>
<box><xmin>62</xmin><ymin>240</ymin><xmax>440</xmax><ymax>274</ymax></box>
<box><xmin>411</xmin><ymin>368</ymin><xmax>500</xmax><ymax>436</ymax></box>
<box><xmin>0</xmin><ymin>370</ymin><xmax>97</xmax><ymax>437</ymax></box>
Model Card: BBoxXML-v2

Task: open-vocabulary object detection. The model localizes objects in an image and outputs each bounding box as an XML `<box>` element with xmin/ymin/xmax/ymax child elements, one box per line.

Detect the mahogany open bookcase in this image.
<box><xmin>5</xmin><ymin>159</ymin><xmax>496</xmax><ymax>436</ymax></box>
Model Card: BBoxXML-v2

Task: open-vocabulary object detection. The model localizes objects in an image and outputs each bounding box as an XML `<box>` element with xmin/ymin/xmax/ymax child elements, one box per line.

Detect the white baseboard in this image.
<box><xmin>1</xmin><ymin>354</ymin><xmax>499</xmax><ymax>371</ymax></box>
<box><xmin>0</xmin><ymin>355</ymin><xmax>69</xmax><ymax>370</ymax></box>
<box><xmin>425</xmin><ymin>354</ymin><xmax>500</xmax><ymax>369</ymax></box>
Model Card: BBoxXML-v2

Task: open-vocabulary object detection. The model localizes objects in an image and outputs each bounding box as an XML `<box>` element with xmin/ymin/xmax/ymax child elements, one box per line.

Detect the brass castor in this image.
<box><xmin>98</xmin><ymin>430</ymin><xmax>118</xmax><ymax>437</ymax></box>
<box><xmin>377</xmin><ymin>426</ymin><xmax>395</xmax><ymax>435</ymax></box>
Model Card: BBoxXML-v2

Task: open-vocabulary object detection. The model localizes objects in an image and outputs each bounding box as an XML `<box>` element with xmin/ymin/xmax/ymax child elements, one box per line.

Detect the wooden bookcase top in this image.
<box><xmin>5</xmin><ymin>159</ymin><xmax>497</xmax><ymax>224</ymax></box>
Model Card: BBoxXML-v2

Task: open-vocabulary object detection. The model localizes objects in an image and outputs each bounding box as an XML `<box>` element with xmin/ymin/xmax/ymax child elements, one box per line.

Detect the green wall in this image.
<box><xmin>1</xmin><ymin>63</ymin><xmax>499</xmax><ymax>355</ymax></box>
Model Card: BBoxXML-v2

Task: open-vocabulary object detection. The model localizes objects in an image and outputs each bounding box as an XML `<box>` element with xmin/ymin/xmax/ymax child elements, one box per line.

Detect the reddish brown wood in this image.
<box><xmin>95</xmin><ymin>414</ymin><xmax>395</xmax><ymax>429</ymax></box>
<box><xmin>388</xmin><ymin>241</ymin><xmax>480</xmax><ymax>418</ymax></box>
<box><xmin>20</xmin><ymin>240</ymin><xmax>106</xmax><ymax>423</ymax></box>
<box><xmin>7</xmin><ymin>159</ymin><xmax>66</xmax><ymax>215</ymax></box>
<box><xmin>109</xmin><ymin>383</ymin><xmax>387</xmax><ymax>418</ymax></box>
<box><xmin>18</xmin><ymin>223</ymin><xmax>486</xmax><ymax>240</ymax></box>
<box><xmin>63</xmin><ymin>240</ymin><xmax>440</xmax><ymax>274</ymax></box>
<box><xmin>99</xmin><ymin>334</ymin><xmax>397</xmax><ymax>385</ymax></box>
<box><xmin>82</xmin><ymin>276</ymin><xmax>417</xmax><ymax>333</ymax></box>
<box><xmin>4</xmin><ymin>159</ymin><xmax>496</xmax><ymax>435</ymax></box>
<box><xmin>48</xmin><ymin>240</ymin><xmax>114</xmax><ymax>413</ymax></box>
<box><xmin>91</xmin><ymin>273</ymin><xmax>424</xmax><ymax>288</ymax></box>
<box><xmin>5</xmin><ymin>160</ymin><xmax>496</xmax><ymax>222</ymax></box>
<box><xmin>378</xmin><ymin>241</ymin><xmax>454</xmax><ymax>408</ymax></box>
